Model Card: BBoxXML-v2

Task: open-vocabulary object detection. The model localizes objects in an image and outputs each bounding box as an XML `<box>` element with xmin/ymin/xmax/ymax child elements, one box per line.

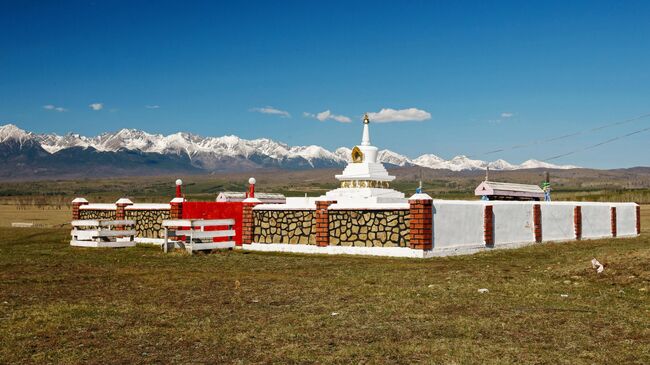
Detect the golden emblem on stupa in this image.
<box><xmin>351</xmin><ymin>146</ymin><xmax>363</xmax><ymax>163</ymax></box>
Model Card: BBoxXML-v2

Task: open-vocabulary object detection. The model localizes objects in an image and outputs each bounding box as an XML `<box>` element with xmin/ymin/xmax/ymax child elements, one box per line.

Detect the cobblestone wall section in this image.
<box><xmin>125</xmin><ymin>209</ymin><xmax>170</xmax><ymax>239</ymax></box>
<box><xmin>79</xmin><ymin>209</ymin><xmax>116</xmax><ymax>220</ymax></box>
<box><xmin>253</xmin><ymin>210</ymin><xmax>316</xmax><ymax>244</ymax></box>
<box><xmin>329</xmin><ymin>210</ymin><xmax>410</xmax><ymax>247</ymax></box>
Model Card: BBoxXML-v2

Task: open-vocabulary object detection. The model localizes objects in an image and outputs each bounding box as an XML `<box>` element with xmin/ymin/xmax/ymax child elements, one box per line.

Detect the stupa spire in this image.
<box><xmin>361</xmin><ymin>113</ymin><xmax>371</xmax><ymax>146</ymax></box>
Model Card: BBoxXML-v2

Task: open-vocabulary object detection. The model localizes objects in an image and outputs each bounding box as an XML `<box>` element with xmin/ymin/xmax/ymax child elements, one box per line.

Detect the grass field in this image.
<box><xmin>3</xmin><ymin>167</ymin><xmax>650</xmax><ymax>205</ymax></box>
<box><xmin>0</xmin><ymin>204</ymin><xmax>71</xmax><ymax>228</ymax></box>
<box><xmin>0</xmin><ymin>207</ymin><xmax>648</xmax><ymax>363</ymax></box>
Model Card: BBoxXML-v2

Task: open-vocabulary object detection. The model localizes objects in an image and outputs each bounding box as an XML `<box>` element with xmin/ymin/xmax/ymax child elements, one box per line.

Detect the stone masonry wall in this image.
<box><xmin>253</xmin><ymin>210</ymin><xmax>316</xmax><ymax>244</ymax></box>
<box><xmin>79</xmin><ymin>209</ymin><xmax>116</xmax><ymax>220</ymax></box>
<box><xmin>125</xmin><ymin>209</ymin><xmax>170</xmax><ymax>239</ymax></box>
<box><xmin>329</xmin><ymin>210</ymin><xmax>410</xmax><ymax>247</ymax></box>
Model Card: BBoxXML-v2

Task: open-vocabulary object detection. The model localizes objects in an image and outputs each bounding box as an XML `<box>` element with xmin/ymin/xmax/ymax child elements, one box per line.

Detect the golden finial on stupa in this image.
<box><xmin>363</xmin><ymin>113</ymin><xmax>370</xmax><ymax>124</ymax></box>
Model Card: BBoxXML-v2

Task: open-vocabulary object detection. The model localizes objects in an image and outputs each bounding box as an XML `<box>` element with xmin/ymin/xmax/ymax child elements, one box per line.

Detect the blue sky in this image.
<box><xmin>1</xmin><ymin>0</ymin><xmax>649</xmax><ymax>168</ymax></box>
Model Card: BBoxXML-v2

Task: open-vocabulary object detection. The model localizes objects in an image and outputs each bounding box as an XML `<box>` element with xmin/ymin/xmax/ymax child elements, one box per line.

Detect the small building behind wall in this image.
<box><xmin>217</xmin><ymin>192</ymin><xmax>286</xmax><ymax>204</ymax></box>
<box><xmin>475</xmin><ymin>181</ymin><xmax>545</xmax><ymax>201</ymax></box>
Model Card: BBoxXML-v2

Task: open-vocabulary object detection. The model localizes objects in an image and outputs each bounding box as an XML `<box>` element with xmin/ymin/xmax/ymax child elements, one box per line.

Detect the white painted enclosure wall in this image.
<box><xmin>492</xmin><ymin>202</ymin><xmax>534</xmax><ymax>245</ymax></box>
<box><xmin>430</xmin><ymin>200</ymin><xmax>638</xmax><ymax>251</ymax></box>
<box><xmin>616</xmin><ymin>203</ymin><xmax>638</xmax><ymax>237</ymax></box>
<box><xmin>581</xmin><ymin>204</ymin><xmax>611</xmax><ymax>239</ymax></box>
<box><xmin>540</xmin><ymin>202</ymin><xmax>576</xmax><ymax>241</ymax></box>
<box><xmin>431</xmin><ymin>201</ymin><xmax>484</xmax><ymax>249</ymax></box>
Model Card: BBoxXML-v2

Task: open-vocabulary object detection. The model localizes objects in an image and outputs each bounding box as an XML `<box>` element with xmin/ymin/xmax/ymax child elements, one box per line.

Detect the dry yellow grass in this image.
<box><xmin>0</xmin><ymin>204</ymin><xmax>70</xmax><ymax>227</ymax></box>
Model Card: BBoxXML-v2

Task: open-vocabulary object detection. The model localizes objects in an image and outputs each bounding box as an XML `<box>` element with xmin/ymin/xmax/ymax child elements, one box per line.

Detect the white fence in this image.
<box><xmin>162</xmin><ymin>219</ymin><xmax>236</xmax><ymax>253</ymax></box>
<box><xmin>70</xmin><ymin>219</ymin><xmax>136</xmax><ymax>248</ymax></box>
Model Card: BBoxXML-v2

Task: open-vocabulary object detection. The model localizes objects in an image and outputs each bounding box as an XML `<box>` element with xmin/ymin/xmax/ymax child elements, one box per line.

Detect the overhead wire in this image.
<box><xmin>477</xmin><ymin>112</ymin><xmax>650</xmax><ymax>159</ymax></box>
<box><xmin>543</xmin><ymin>125</ymin><xmax>650</xmax><ymax>162</ymax></box>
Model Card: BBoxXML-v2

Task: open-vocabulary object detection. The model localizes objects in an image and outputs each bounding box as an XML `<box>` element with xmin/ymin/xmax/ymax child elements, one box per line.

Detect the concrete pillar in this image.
<box><xmin>484</xmin><ymin>205</ymin><xmax>494</xmax><ymax>246</ymax></box>
<box><xmin>637</xmin><ymin>205</ymin><xmax>642</xmax><ymax>235</ymax></box>
<box><xmin>408</xmin><ymin>193</ymin><xmax>433</xmax><ymax>250</ymax></box>
<box><xmin>315</xmin><ymin>200</ymin><xmax>336</xmax><ymax>247</ymax></box>
<box><xmin>611</xmin><ymin>207</ymin><xmax>617</xmax><ymax>238</ymax></box>
<box><xmin>533</xmin><ymin>204</ymin><xmax>542</xmax><ymax>243</ymax></box>
<box><xmin>71</xmin><ymin>198</ymin><xmax>89</xmax><ymax>220</ymax></box>
<box><xmin>574</xmin><ymin>206</ymin><xmax>582</xmax><ymax>240</ymax></box>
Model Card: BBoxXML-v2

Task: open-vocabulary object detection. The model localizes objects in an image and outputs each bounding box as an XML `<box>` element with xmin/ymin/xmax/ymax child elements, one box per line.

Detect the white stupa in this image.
<box><xmin>323</xmin><ymin>113</ymin><xmax>406</xmax><ymax>205</ymax></box>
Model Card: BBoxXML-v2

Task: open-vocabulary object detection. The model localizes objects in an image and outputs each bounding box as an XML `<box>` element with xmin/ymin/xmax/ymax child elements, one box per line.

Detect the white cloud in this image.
<box><xmin>304</xmin><ymin>110</ymin><xmax>351</xmax><ymax>123</ymax></box>
<box><xmin>250</xmin><ymin>106</ymin><xmax>290</xmax><ymax>118</ymax></box>
<box><xmin>89</xmin><ymin>103</ymin><xmax>104</xmax><ymax>111</ymax></box>
<box><xmin>43</xmin><ymin>104</ymin><xmax>67</xmax><ymax>112</ymax></box>
<box><xmin>145</xmin><ymin>105</ymin><xmax>160</xmax><ymax>109</ymax></box>
<box><xmin>367</xmin><ymin>108</ymin><xmax>431</xmax><ymax>123</ymax></box>
<box><xmin>501</xmin><ymin>112</ymin><xmax>514</xmax><ymax>118</ymax></box>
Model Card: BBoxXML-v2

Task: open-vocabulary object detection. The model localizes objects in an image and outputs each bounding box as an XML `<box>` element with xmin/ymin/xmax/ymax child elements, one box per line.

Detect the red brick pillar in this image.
<box><xmin>574</xmin><ymin>206</ymin><xmax>582</xmax><ymax>240</ymax></box>
<box><xmin>408</xmin><ymin>194</ymin><xmax>433</xmax><ymax>250</ymax></box>
<box><xmin>637</xmin><ymin>205</ymin><xmax>642</xmax><ymax>235</ymax></box>
<box><xmin>166</xmin><ymin>197</ymin><xmax>186</xmax><ymax>248</ymax></box>
<box><xmin>315</xmin><ymin>200</ymin><xmax>335</xmax><ymax>247</ymax></box>
<box><xmin>71</xmin><ymin>198</ymin><xmax>89</xmax><ymax>220</ymax></box>
<box><xmin>484</xmin><ymin>205</ymin><xmax>494</xmax><ymax>246</ymax></box>
<box><xmin>533</xmin><ymin>204</ymin><xmax>542</xmax><ymax>243</ymax></box>
<box><xmin>611</xmin><ymin>207</ymin><xmax>617</xmax><ymax>238</ymax></box>
<box><xmin>115</xmin><ymin>198</ymin><xmax>133</xmax><ymax>220</ymax></box>
<box><xmin>241</xmin><ymin>199</ymin><xmax>260</xmax><ymax>245</ymax></box>
<box><xmin>170</xmin><ymin>198</ymin><xmax>184</xmax><ymax>220</ymax></box>
<box><xmin>115</xmin><ymin>198</ymin><xmax>133</xmax><ymax>231</ymax></box>
<box><xmin>170</xmin><ymin>178</ymin><xmax>185</xmax><ymax>220</ymax></box>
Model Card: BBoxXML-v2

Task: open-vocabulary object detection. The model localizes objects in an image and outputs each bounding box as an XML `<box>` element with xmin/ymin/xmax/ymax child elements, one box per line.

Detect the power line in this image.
<box><xmin>479</xmin><ymin>112</ymin><xmax>650</xmax><ymax>157</ymax></box>
<box><xmin>544</xmin><ymin>125</ymin><xmax>650</xmax><ymax>162</ymax></box>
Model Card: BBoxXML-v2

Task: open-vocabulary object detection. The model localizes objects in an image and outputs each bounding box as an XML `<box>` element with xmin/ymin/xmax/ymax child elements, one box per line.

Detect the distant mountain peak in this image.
<box><xmin>0</xmin><ymin>124</ymin><xmax>33</xmax><ymax>144</ymax></box>
<box><xmin>0</xmin><ymin>123</ymin><xmax>579</xmax><ymax>172</ymax></box>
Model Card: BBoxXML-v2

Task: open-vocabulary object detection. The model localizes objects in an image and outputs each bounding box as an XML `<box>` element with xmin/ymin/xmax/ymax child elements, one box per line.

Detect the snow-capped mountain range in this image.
<box><xmin>0</xmin><ymin>124</ymin><xmax>577</xmax><ymax>171</ymax></box>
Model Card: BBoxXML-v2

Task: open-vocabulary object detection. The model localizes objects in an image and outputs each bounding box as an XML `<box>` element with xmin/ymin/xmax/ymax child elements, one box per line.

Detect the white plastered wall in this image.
<box><xmin>540</xmin><ymin>202</ymin><xmax>576</xmax><ymax>242</ymax></box>
<box><xmin>614</xmin><ymin>203</ymin><xmax>638</xmax><ymax>236</ymax></box>
<box><xmin>430</xmin><ymin>200</ymin><xmax>638</xmax><ymax>250</ymax></box>
<box><xmin>431</xmin><ymin>200</ymin><xmax>484</xmax><ymax>249</ymax></box>
<box><xmin>491</xmin><ymin>201</ymin><xmax>535</xmax><ymax>245</ymax></box>
<box><xmin>581</xmin><ymin>203</ymin><xmax>612</xmax><ymax>239</ymax></box>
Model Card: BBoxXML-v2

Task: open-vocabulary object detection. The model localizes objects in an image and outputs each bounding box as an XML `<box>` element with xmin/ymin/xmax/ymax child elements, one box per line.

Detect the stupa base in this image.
<box><xmin>323</xmin><ymin>187</ymin><xmax>407</xmax><ymax>207</ymax></box>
